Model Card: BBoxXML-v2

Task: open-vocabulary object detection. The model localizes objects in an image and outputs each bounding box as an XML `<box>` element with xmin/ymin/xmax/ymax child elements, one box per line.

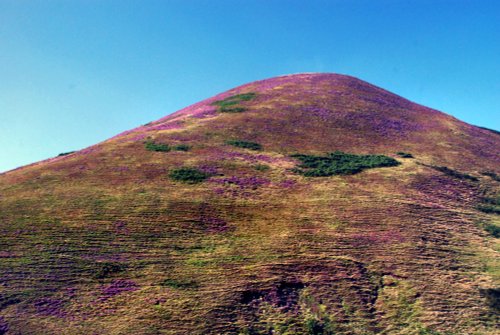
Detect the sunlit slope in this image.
<box><xmin>0</xmin><ymin>73</ymin><xmax>498</xmax><ymax>335</ymax></box>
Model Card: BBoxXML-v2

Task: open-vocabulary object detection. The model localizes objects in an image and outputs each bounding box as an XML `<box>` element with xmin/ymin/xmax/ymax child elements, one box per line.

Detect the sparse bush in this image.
<box><xmin>173</xmin><ymin>144</ymin><xmax>191</xmax><ymax>152</ymax></box>
<box><xmin>57</xmin><ymin>151</ymin><xmax>75</xmax><ymax>157</ymax></box>
<box><xmin>429</xmin><ymin>165</ymin><xmax>478</xmax><ymax>181</ymax></box>
<box><xmin>226</xmin><ymin>140</ymin><xmax>262</xmax><ymax>151</ymax></box>
<box><xmin>93</xmin><ymin>262</ymin><xmax>126</xmax><ymax>279</ymax></box>
<box><xmin>160</xmin><ymin>278</ymin><xmax>198</xmax><ymax>289</ymax></box>
<box><xmin>254</xmin><ymin>164</ymin><xmax>270</xmax><ymax>171</ymax></box>
<box><xmin>219</xmin><ymin>106</ymin><xmax>246</xmax><ymax>113</ymax></box>
<box><xmin>145</xmin><ymin>140</ymin><xmax>170</xmax><ymax>152</ymax></box>
<box><xmin>306</xmin><ymin>318</ymin><xmax>324</xmax><ymax>335</ymax></box>
<box><xmin>416</xmin><ymin>327</ymin><xmax>442</xmax><ymax>335</ymax></box>
<box><xmin>291</xmin><ymin>151</ymin><xmax>400</xmax><ymax>177</ymax></box>
<box><xmin>305</xmin><ymin>316</ymin><xmax>334</xmax><ymax>335</ymax></box>
<box><xmin>169</xmin><ymin>167</ymin><xmax>211</xmax><ymax>184</ymax></box>
<box><xmin>396</xmin><ymin>152</ymin><xmax>414</xmax><ymax>158</ymax></box>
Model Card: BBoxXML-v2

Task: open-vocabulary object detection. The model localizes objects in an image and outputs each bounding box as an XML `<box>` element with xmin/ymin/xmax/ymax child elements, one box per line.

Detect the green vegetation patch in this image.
<box><xmin>57</xmin><ymin>151</ymin><xmax>75</xmax><ymax>157</ymax></box>
<box><xmin>160</xmin><ymin>278</ymin><xmax>198</xmax><ymax>289</ymax></box>
<box><xmin>169</xmin><ymin>167</ymin><xmax>211</xmax><ymax>184</ymax></box>
<box><xmin>219</xmin><ymin>107</ymin><xmax>246</xmax><ymax>113</ymax></box>
<box><xmin>211</xmin><ymin>93</ymin><xmax>256</xmax><ymax>107</ymax></box>
<box><xmin>305</xmin><ymin>317</ymin><xmax>335</xmax><ymax>335</ymax></box>
<box><xmin>211</xmin><ymin>92</ymin><xmax>256</xmax><ymax>113</ymax></box>
<box><xmin>482</xmin><ymin>223</ymin><xmax>500</xmax><ymax>238</ymax></box>
<box><xmin>480</xmin><ymin>287</ymin><xmax>500</xmax><ymax>312</ymax></box>
<box><xmin>477</xmin><ymin>196</ymin><xmax>500</xmax><ymax>215</ymax></box>
<box><xmin>253</xmin><ymin>164</ymin><xmax>270</xmax><ymax>171</ymax></box>
<box><xmin>145</xmin><ymin>140</ymin><xmax>170</xmax><ymax>152</ymax></box>
<box><xmin>429</xmin><ymin>165</ymin><xmax>478</xmax><ymax>181</ymax></box>
<box><xmin>396</xmin><ymin>152</ymin><xmax>414</xmax><ymax>158</ymax></box>
<box><xmin>226</xmin><ymin>140</ymin><xmax>262</xmax><ymax>151</ymax></box>
<box><xmin>477</xmin><ymin>204</ymin><xmax>500</xmax><ymax>215</ymax></box>
<box><xmin>145</xmin><ymin>140</ymin><xmax>192</xmax><ymax>152</ymax></box>
<box><xmin>291</xmin><ymin>151</ymin><xmax>400</xmax><ymax>177</ymax></box>
<box><xmin>172</xmin><ymin>144</ymin><xmax>191</xmax><ymax>152</ymax></box>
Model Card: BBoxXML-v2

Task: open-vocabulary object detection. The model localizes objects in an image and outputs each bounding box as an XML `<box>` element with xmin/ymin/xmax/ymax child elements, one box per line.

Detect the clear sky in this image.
<box><xmin>1</xmin><ymin>0</ymin><xmax>499</xmax><ymax>173</ymax></box>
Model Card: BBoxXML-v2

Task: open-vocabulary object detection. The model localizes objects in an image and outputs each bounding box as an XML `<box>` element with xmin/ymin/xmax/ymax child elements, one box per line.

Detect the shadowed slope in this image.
<box><xmin>0</xmin><ymin>73</ymin><xmax>499</xmax><ymax>334</ymax></box>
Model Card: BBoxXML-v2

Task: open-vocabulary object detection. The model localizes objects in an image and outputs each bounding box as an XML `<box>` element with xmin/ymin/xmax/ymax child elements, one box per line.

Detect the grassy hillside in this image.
<box><xmin>0</xmin><ymin>73</ymin><xmax>498</xmax><ymax>335</ymax></box>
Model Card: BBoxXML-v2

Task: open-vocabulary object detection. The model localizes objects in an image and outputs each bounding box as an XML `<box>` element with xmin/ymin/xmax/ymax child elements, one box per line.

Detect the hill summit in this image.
<box><xmin>0</xmin><ymin>73</ymin><xmax>499</xmax><ymax>334</ymax></box>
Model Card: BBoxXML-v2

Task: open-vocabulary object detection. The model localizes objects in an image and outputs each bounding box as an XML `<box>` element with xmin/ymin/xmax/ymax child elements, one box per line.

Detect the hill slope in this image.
<box><xmin>0</xmin><ymin>73</ymin><xmax>499</xmax><ymax>335</ymax></box>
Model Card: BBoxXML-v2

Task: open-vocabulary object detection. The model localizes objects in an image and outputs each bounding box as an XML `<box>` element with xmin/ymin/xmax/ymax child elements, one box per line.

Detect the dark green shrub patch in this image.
<box><xmin>173</xmin><ymin>144</ymin><xmax>191</xmax><ymax>152</ymax></box>
<box><xmin>476</xmin><ymin>195</ymin><xmax>500</xmax><ymax>214</ymax></box>
<box><xmin>57</xmin><ymin>151</ymin><xmax>75</xmax><ymax>157</ymax></box>
<box><xmin>429</xmin><ymin>165</ymin><xmax>478</xmax><ymax>181</ymax></box>
<box><xmin>480</xmin><ymin>287</ymin><xmax>500</xmax><ymax>312</ymax></box>
<box><xmin>211</xmin><ymin>92</ymin><xmax>256</xmax><ymax>113</ymax></box>
<box><xmin>416</xmin><ymin>328</ymin><xmax>442</xmax><ymax>335</ymax></box>
<box><xmin>145</xmin><ymin>140</ymin><xmax>170</xmax><ymax>152</ymax></box>
<box><xmin>396</xmin><ymin>152</ymin><xmax>414</xmax><ymax>158</ymax></box>
<box><xmin>291</xmin><ymin>151</ymin><xmax>400</xmax><ymax>177</ymax></box>
<box><xmin>482</xmin><ymin>196</ymin><xmax>500</xmax><ymax>206</ymax></box>
<box><xmin>305</xmin><ymin>316</ymin><xmax>335</xmax><ymax>335</ymax></box>
<box><xmin>253</xmin><ymin>164</ymin><xmax>270</xmax><ymax>171</ymax></box>
<box><xmin>145</xmin><ymin>140</ymin><xmax>191</xmax><ymax>152</ymax></box>
<box><xmin>226</xmin><ymin>140</ymin><xmax>262</xmax><ymax>151</ymax></box>
<box><xmin>211</xmin><ymin>92</ymin><xmax>256</xmax><ymax>108</ymax></box>
<box><xmin>483</xmin><ymin>223</ymin><xmax>500</xmax><ymax>238</ymax></box>
<box><xmin>481</xmin><ymin>171</ymin><xmax>500</xmax><ymax>182</ymax></box>
<box><xmin>219</xmin><ymin>106</ymin><xmax>246</xmax><ymax>113</ymax></box>
<box><xmin>477</xmin><ymin>204</ymin><xmax>500</xmax><ymax>215</ymax></box>
<box><xmin>160</xmin><ymin>278</ymin><xmax>198</xmax><ymax>289</ymax></box>
<box><xmin>228</xmin><ymin>92</ymin><xmax>256</xmax><ymax>101</ymax></box>
<box><xmin>0</xmin><ymin>292</ymin><xmax>25</xmax><ymax>310</ymax></box>
<box><xmin>92</xmin><ymin>262</ymin><xmax>126</xmax><ymax>279</ymax></box>
<box><xmin>169</xmin><ymin>167</ymin><xmax>211</xmax><ymax>184</ymax></box>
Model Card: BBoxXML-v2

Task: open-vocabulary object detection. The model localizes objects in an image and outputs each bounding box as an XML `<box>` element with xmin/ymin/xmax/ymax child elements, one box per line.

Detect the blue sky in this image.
<box><xmin>1</xmin><ymin>0</ymin><xmax>499</xmax><ymax>172</ymax></box>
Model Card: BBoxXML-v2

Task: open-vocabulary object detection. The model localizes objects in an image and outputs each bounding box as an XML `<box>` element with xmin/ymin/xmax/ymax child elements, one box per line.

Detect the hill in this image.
<box><xmin>0</xmin><ymin>73</ymin><xmax>498</xmax><ymax>335</ymax></box>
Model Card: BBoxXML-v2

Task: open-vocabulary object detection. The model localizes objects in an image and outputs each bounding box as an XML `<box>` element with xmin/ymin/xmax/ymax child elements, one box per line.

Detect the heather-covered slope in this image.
<box><xmin>0</xmin><ymin>73</ymin><xmax>498</xmax><ymax>335</ymax></box>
